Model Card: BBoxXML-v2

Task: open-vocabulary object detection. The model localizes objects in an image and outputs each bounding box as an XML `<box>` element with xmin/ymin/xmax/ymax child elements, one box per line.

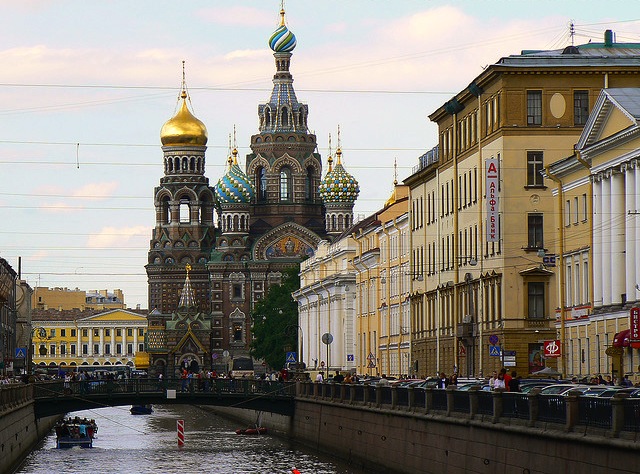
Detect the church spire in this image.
<box><xmin>178</xmin><ymin>264</ymin><xmax>197</xmax><ymax>309</ymax></box>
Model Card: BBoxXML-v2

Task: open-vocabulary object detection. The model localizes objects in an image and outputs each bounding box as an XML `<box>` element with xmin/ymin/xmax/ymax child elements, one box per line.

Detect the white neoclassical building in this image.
<box><xmin>293</xmin><ymin>238</ymin><xmax>357</xmax><ymax>373</ymax></box>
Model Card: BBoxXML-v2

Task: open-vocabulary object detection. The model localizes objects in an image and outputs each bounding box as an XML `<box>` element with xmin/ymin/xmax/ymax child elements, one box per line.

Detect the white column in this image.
<box><xmin>99</xmin><ymin>328</ymin><xmax>104</xmax><ymax>356</ymax></box>
<box><xmin>611</xmin><ymin>170</ymin><xmax>625</xmax><ymax>305</ymax></box>
<box><xmin>625</xmin><ymin>164</ymin><xmax>637</xmax><ymax>301</ymax></box>
<box><xmin>77</xmin><ymin>329</ymin><xmax>81</xmax><ymax>359</ymax></box>
<box><xmin>601</xmin><ymin>174</ymin><xmax>612</xmax><ymax>306</ymax></box>
<box><xmin>592</xmin><ymin>177</ymin><xmax>603</xmax><ymax>306</ymax></box>
<box><xmin>133</xmin><ymin>327</ymin><xmax>138</xmax><ymax>352</ymax></box>
<box><xmin>88</xmin><ymin>329</ymin><xmax>93</xmax><ymax>357</ymax></box>
<box><xmin>111</xmin><ymin>328</ymin><xmax>115</xmax><ymax>356</ymax></box>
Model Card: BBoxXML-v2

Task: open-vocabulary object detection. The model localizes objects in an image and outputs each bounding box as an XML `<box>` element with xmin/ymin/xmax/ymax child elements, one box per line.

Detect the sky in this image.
<box><xmin>1</xmin><ymin>1</ymin><xmax>639</xmax><ymax>309</ymax></box>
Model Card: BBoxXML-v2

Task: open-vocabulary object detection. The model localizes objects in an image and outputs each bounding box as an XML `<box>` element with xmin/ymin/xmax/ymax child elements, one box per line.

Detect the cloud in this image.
<box><xmin>40</xmin><ymin>203</ymin><xmax>76</xmax><ymax>214</ymax></box>
<box><xmin>72</xmin><ymin>182</ymin><xmax>118</xmax><ymax>200</ymax></box>
<box><xmin>87</xmin><ymin>225</ymin><xmax>148</xmax><ymax>248</ymax></box>
<box><xmin>27</xmin><ymin>250</ymin><xmax>49</xmax><ymax>261</ymax></box>
<box><xmin>197</xmin><ymin>6</ymin><xmax>273</xmax><ymax>27</ymax></box>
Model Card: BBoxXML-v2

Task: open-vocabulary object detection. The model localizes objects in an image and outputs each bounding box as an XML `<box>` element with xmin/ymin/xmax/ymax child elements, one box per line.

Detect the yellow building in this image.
<box><xmin>545</xmin><ymin>88</ymin><xmax>640</xmax><ymax>382</ymax></box>
<box><xmin>352</xmin><ymin>182</ymin><xmax>409</xmax><ymax>377</ymax></box>
<box><xmin>32</xmin><ymin>287</ymin><xmax>126</xmax><ymax>311</ymax></box>
<box><xmin>31</xmin><ymin>308</ymin><xmax>148</xmax><ymax>370</ymax></box>
<box><xmin>406</xmin><ymin>31</ymin><xmax>640</xmax><ymax>379</ymax></box>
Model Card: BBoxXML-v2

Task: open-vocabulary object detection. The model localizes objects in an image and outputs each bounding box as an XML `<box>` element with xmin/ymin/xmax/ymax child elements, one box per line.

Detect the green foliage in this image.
<box><xmin>249</xmin><ymin>266</ymin><xmax>300</xmax><ymax>370</ymax></box>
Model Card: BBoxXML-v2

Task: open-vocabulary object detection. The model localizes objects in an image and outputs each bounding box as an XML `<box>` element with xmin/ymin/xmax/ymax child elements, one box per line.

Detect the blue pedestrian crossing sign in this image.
<box><xmin>286</xmin><ymin>352</ymin><xmax>297</xmax><ymax>363</ymax></box>
<box><xmin>15</xmin><ymin>347</ymin><xmax>27</xmax><ymax>359</ymax></box>
<box><xmin>347</xmin><ymin>354</ymin><xmax>354</xmax><ymax>362</ymax></box>
<box><xmin>489</xmin><ymin>345</ymin><xmax>501</xmax><ymax>357</ymax></box>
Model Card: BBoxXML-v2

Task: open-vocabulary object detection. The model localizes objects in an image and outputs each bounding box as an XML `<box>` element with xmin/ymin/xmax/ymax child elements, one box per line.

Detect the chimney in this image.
<box><xmin>604</xmin><ymin>29</ymin><xmax>614</xmax><ymax>48</ymax></box>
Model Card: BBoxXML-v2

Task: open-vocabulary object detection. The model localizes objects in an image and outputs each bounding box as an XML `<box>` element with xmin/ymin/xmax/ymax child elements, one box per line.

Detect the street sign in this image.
<box><xmin>367</xmin><ymin>359</ymin><xmax>376</xmax><ymax>368</ymax></box>
<box><xmin>489</xmin><ymin>345</ymin><xmax>501</xmax><ymax>357</ymax></box>
<box><xmin>543</xmin><ymin>340</ymin><xmax>561</xmax><ymax>358</ymax></box>
<box><xmin>630</xmin><ymin>307</ymin><xmax>640</xmax><ymax>347</ymax></box>
<box><xmin>459</xmin><ymin>345</ymin><xmax>466</xmax><ymax>356</ymax></box>
<box><xmin>286</xmin><ymin>352</ymin><xmax>297</xmax><ymax>363</ymax></box>
<box><xmin>15</xmin><ymin>348</ymin><xmax>26</xmax><ymax>359</ymax></box>
<box><xmin>489</xmin><ymin>335</ymin><xmax>499</xmax><ymax>345</ymax></box>
<box><xmin>503</xmin><ymin>350</ymin><xmax>516</xmax><ymax>367</ymax></box>
<box><xmin>347</xmin><ymin>354</ymin><xmax>354</xmax><ymax>362</ymax></box>
<box><xmin>367</xmin><ymin>352</ymin><xmax>375</xmax><ymax>360</ymax></box>
<box><xmin>322</xmin><ymin>333</ymin><xmax>333</xmax><ymax>345</ymax></box>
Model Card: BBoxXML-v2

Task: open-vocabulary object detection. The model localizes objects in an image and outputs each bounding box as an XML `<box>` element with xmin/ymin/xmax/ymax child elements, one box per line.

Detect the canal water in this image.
<box><xmin>16</xmin><ymin>405</ymin><xmax>366</xmax><ymax>474</ymax></box>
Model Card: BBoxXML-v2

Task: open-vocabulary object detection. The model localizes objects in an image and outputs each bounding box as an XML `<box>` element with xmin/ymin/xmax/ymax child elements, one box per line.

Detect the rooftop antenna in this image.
<box><xmin>569</xmin><ymin>21</ymin><xmax>575</xmax><ymax>46</ymax></box>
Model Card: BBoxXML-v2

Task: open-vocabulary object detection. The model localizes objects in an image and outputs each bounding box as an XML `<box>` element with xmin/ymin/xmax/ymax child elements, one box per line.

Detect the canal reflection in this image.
<box><xmin>17</xmin><ymin>405</ymin><xmax>365</xmax><ymax>474</ymax></box>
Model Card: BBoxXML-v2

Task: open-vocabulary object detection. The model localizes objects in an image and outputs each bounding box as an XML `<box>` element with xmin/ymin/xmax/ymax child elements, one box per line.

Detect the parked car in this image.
<box><xmin>539</xmin><ymin>384</ymin><xmax>590</xmax><ymax>396</ymax></box>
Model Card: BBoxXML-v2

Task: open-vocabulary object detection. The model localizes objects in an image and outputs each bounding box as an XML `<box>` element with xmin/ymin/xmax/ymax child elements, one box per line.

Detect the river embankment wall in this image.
<box><xmin>1</xmin><ymin>385</ymin><xmax>59</xmax><ymax>474</ymax></box>
<box><xmin>291</xmin><ymin>397</ymin><xmax>639</xmax><ymax>474</ymax></box>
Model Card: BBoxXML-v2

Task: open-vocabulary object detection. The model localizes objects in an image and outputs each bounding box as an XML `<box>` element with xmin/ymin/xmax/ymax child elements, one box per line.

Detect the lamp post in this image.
<box><xmin>285</xmin><ymin>324</ymin><xmax>304</xmax><ymax>367</ymax></box>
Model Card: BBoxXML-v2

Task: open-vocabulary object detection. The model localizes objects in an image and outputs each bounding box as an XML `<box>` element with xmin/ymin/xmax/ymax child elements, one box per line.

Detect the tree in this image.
<box><xmin>249</xmin><ymin>266</ymin><xmax>300</xmax><ymax>370</ymax></box>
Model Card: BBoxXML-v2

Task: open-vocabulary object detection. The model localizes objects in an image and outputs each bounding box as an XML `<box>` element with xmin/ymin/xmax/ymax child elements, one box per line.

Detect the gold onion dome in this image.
<box><xmin>318</xmin><ymin>149</ymin><xmax>359</xmax><ymax>204</ymax></box>
<box><xmin>160</xmin><ymin>90</ymin><xmax>208</xmax><ymax>146</ymax></box>
<box><xmin>215</xmin><ymin>150</ymin><xmax>255</xmax><ymax>204</ymax></box>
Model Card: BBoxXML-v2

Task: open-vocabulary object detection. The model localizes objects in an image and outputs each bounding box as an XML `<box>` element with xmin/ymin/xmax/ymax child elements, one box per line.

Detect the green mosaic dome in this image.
<box><xmin>215</xmin><ymin>155</ymin><xmax>255</xmax><ymax>204</ymax></box>
<box><xmin>319</xmin><ymin>153</ymin><xmax>359</xmax><ymax>204</ymax></box>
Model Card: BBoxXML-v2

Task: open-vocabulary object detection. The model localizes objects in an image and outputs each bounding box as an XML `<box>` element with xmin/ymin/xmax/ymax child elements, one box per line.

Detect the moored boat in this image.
<box><xmin>235</xmin><ymin>426</ymin><xmax>267</xmax><ymax>435</ymax></box>
<box><xmin>55</xmin><ymin>417</ymin><xmax>98</xmax><ymax>449</ymax></box>
<box><xmin>130</xmin><ymin>404</ymin><xmax>153</xmax><ymax>415</ymax></box>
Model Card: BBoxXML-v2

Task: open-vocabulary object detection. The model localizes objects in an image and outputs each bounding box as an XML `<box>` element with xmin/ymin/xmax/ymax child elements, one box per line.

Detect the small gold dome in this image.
<box><xmin>160</xmin><ymin>91</ymin><xmax>208</xmax><ymax>147</ymax></box>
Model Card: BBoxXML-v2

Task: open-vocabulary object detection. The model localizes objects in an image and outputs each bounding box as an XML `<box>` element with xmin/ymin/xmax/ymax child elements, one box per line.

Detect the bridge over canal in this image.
<box><xmin>31</xmin><ymin>378</ymin><xmax>296</xmax><ymax>418</ymax></box>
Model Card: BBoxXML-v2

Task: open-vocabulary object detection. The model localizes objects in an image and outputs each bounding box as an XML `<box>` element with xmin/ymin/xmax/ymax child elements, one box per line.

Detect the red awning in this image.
<box><xmin>613</xmin><ymin>329</ymin><xmax>631</xmax><ymax>348</ymax></box>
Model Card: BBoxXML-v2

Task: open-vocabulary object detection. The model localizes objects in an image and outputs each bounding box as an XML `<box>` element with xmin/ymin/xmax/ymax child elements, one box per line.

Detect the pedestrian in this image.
<box><xmin>494</xmin><ymin>372</ymin><xmax>506</xmax><ymax>390</ymax></box>
<box><xmin>333</xmin><ymin>370</ymin><xmax>344</xmax><ymax>383</ymax></box>
<box><xmin>489</xmin><ymin>371</ymin><xmax>498</xmax><ymax>390</ymax></box>
<box><xmin>316</xmin><ymin>371</ymin><xmax>324</xmax><ymax>383</ymax></box>
<box><xmin>377</xmin><ymin>374</ymin><xmax>391</xmax><ymax>387</ymax></box>
<box><xmin>501</xmin><ymin>368</ymin><xmax>512</xmax><ymax>391</ymax></box>
<box><xmin>450</xmin><ymin>373</ymin><xmax>458</xmax><ymax>386</ymax></box>
<box><xmin>436</xmin><ymin>372</ymin><xmax>449</xmax><ymax>389</ymax></box>
<box><xmin>508</xmin><ymin>371</ymin><xmax>520</xmax><ymax>392</ymax></box>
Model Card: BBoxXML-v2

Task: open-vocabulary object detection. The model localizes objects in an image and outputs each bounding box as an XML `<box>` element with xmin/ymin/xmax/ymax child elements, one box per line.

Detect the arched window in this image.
<box><xmin>280</xmin><ymin>167</ymin><xmax>291</xmax><ymax>201</ymax></box>
<box><xmin>174</xmin><ymin>157</ymin><xmax>180</xmax><ymax>172</ymax></box>
<box><xmin>281</xmin><ymin>107</ymin><xmax>288</xmax><ymax>127</ymax></box>
<box><xmin>190</xmin><ymin>157</ymin><xmax>195</xmax><ymax>171</ymax></box>
<box><xmin>167</xmin><ymin>158</ymin><xmax>173</xmax><ymax>173</ymax></box>
<box><xmin>256</xmin><ymin>167</ymin><xmax>267</xmax><ymax>202</ymax></box>
<box><xmin>179</xmin><ymin>197</ymin><xmax>190</xmax><ymax>223</ymax></box>
<box><xmin>305</xmin><ymin>166</ymin><xmax>314</xmax><ymax>201</ymax></box>
<box><xmin>265</xmin><ymin>108</ymin><xmax>271</xmax><ymax>128</ymax></box>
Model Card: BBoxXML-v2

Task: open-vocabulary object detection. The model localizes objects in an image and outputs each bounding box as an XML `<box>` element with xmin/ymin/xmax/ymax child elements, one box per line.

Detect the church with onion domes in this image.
<box><xmin>144</xmin><ymin>7</ymin><xmax>359</xmax><ymax>376</ymax></box>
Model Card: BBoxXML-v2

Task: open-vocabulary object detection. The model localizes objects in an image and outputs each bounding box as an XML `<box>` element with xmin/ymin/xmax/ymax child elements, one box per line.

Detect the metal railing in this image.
<box><xmin>32</xmin><ymin>377</ymin><xmax>296</xmax><ymax>399</ymax></box>
<box><xmin>298</xmin><ymin>383</ymin><xmax>638</xmax><ymax>437</ymax></box>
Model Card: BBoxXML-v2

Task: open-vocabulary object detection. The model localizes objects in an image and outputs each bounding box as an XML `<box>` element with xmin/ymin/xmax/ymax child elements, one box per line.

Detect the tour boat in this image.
<box><xmin>55</xmin><ymin>417</ymin><xmax>98</xmax><ymax>449</ymax></box>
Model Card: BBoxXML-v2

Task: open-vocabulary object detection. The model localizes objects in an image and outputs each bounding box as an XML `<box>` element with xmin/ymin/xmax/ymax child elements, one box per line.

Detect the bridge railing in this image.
<box><xmin>298</xmin><ymin>382</ymin><xmax>637</xmax><ymax>438</ymax></box>
<box><xmin>0</xmin><ymin>383</ymin><xmax>33</xmax><ymax>411</ymax></box>
<box><xmin>33</xmin><ymin>377</ymin><xmax>296</xmax><ymax>399</ymax></box>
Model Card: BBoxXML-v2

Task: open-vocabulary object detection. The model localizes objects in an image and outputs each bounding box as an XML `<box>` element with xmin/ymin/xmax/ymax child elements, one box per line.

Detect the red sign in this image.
<box><xmin>543</xmin><ymin>340</ymin><xmax>561</xmax><ymax>358</ymax></box>
<box><xmin>630</xmin><ymin>307</ymin><xmax>640</xmax><ymax>348</ymax></box>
